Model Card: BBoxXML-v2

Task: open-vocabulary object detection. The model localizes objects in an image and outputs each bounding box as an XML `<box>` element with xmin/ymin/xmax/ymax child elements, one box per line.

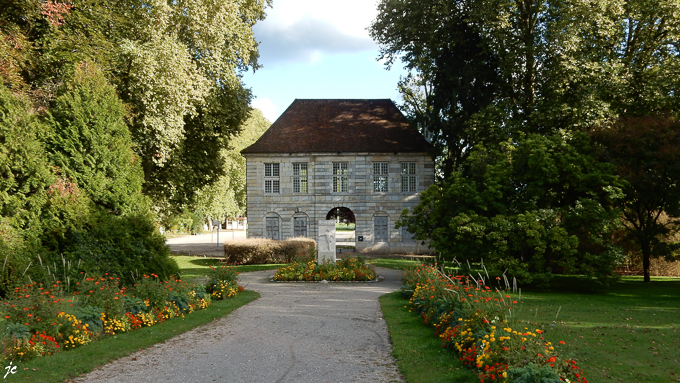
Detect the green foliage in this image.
<box><xmin>2</xmin><ymin>0</ymin><xmax>270</xmax><ymax>213</ymax></box>
<box><xmin>123</xmin><ymin>296</ymin><xmax>148</xmax><ymax>315</ymax></box>
<box><xmin>3</xmin><ymin>323</ymin><xmax>30</xmax><ymax>341</ymax></box>
<box><xmin>45</xmin><ymin>62</ymin><xmax>147</xmax><ymax>216</ymax></box>
<box><xmin>73</xmin><ymin>305</ymin><xmax>104</xmax><ymax>334</ymax></box>
<box><xmin>507</xmin><ymin>363</ymin><xmax>561</xmax><ymax>383</ymax></box>
<box><xmin>0</xmin><ymin>84</ymin><xmax>53</xmax><ymax>231</ymax></box>
<box><xmin>191</xmin><ymin>108</ymin><xmax>271</xmax><ymax>219</ymax></box>
<box><xmin>0</xmin><ymin>219</ymin><xmax>33</xmax><ymax>297</ymax></box>
<box><xmin>370</xmin><ymin>0</ymin><xmax>680</xmax><ymax>177</ymax></box>
<box><xmin>223</xmin><ymin>237</ymin><xmax>316</xmax><ymax>265</ymax></box>
<box><xmin>38</xmin><ymin>213</ymin><xmax>179</xmax><ymax>287</ymax></box>
<box><xmin>75</xmin><ymin>275</ymin><xmax>125</xmax><ymax>318</ymax></box>
<box><xmin>400</xmin><ymin>133</ymin><xmax>624</xmax><ymax>285</ymax></box>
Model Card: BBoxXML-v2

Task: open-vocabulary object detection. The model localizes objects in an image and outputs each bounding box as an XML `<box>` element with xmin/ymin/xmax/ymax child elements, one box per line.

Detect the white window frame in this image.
<box><xmin>293</xmin><ymin>163</ymin><xmax>308</xmax><ymax>193</ymax></box>
<box><xmin>264</xmin><ymin>163</ymin><xmax>280</xmax><ymax>194</ymax></box>
<box><xmin>400</xmin><ymin>162</ymin><xmax>417</xmax><ymax>192</ymax></box>
<box><xmin>373</xmin><ymin>162</ymin><xmax>389</xmax><ymax>193</ymax></box>
<box><xmin>332</xmin><ymin>162</ymin><xmax>348</xmax><ymax>193</ymax></box>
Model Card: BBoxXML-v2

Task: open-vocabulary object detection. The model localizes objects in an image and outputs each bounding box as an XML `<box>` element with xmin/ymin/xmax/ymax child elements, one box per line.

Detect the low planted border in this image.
<box><xmin>402</xmin><ymin>264</ymin><xmax>588</xmax><ymax>383</ymax></box>
<box><xmin>0</xmin><ymin>266</ymin><xmax>248</xmax><ymax>378</ymax></box>
<box><xmin>272</xmin><ymin>256</ymin><xmax>378</xmax><ymax>282</ymax></box>
<box><xmin>3</xmin><ymin>290</ymin><xmax>259</xmax><ymax>383</ymax></box>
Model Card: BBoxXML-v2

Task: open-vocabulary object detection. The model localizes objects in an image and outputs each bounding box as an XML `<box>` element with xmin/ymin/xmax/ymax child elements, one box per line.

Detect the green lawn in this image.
<box><xmin>517</xmin><ymin>276</ymin><xmax>680</xmax><ymax>383</ymax></box>
<box><xmin>171</xmin><ymin>255</ymin><xmax>285</xmax><ymax>284</ymax></box>
<box><xmin>367</xmin><ymin>257</ymin><xmax>424</xmax><ymax>270</ymax></box>
<box><xmin>335</xmin><ymin>222</ymin><xmax>356</xmax><ymax>231</ymax></box>
<box><xmin>380</xmin><ymin>291</ymin><xmax>477</xmax><ymax>383</ymax></box>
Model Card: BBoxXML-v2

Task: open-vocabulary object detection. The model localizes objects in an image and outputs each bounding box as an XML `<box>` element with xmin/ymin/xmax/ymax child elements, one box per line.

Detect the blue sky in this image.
<box><xmin>241</xmin><ymin>0</ymin><xmax>408</xmax><ymax>122</ymax></box>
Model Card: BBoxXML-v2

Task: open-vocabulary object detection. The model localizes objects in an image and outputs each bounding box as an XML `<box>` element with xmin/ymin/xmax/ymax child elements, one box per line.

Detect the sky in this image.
<box><xmin>241</xmin><ymin>0</ymin><xmax>408</xmax><ymax>122</ymax></box>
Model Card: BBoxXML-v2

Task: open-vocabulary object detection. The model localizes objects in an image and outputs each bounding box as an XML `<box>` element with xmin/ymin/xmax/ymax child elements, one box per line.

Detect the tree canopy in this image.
<box><xmin>1</xmin><ymin>0</ymin><xmax>270</xmax><ymax>211</ymax></box>
<box><xmin>399</xmin><ymin>133</ymin><xmax>624</xmax><ymax>285</ymax></box>
<box><xmin>370</xmin><ymin>0</ymin><xmax>680</xmax><ymax>178</ymax></box>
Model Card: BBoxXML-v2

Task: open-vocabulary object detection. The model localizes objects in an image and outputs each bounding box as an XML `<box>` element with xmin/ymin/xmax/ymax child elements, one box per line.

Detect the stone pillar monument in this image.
<box><xmin>317</xmin><ymin>220</ymin><xmax>336</xmax><ymax>263</ymax></box>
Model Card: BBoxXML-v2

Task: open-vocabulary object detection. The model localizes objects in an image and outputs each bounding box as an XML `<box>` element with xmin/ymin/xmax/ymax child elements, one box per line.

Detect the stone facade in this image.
<box><xmin>244</xmin><ymin>152</ymin><xmax>435</xmax><ymax>253</ymax></box>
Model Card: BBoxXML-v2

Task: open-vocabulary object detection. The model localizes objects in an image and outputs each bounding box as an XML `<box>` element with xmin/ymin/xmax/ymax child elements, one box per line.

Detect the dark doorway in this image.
<box><xmin>326</xmin><ymin>207</ymin><xmax>355</xmax><ymax>250</ymax></box>
<box><xmin>326</xmin><ymin>207</ymin><xmax>355</xmax><ymax>225</ymax></box>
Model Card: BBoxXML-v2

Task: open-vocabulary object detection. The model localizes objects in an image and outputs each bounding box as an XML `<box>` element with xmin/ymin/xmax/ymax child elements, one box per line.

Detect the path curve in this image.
<box><xmin>75</xmin><ymin>267</ymin><xmax>405</xmax><ymax>383</ymax></box>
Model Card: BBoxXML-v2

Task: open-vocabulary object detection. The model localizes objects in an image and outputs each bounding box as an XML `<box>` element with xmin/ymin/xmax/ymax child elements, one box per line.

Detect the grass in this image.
<box><xmin>517</xmin><ymin>276</ymin><xmax>680</xmax><ymax>383</ymax></box>
<box><xmin>367</xmin><ymin>257</ymin><xmax>424</xmax><ymax>270</ymax></box>
<box><xmin>335</xmin><ymin>222</ymin><xmax>355</xmax><ymax>231</ymax></box>
<box><xmin>170</xmin><ymin>255</ymin><xmax>285</xmax><ymax>284</ymax></box>
<box><xmin>5</xmin><ymin>290</ymin><xmax>259</xmax><ymax>383</ymax></box>
<box><xmin>379</xmin><ymin>291</ymin><xmax>477</xmax><ymax>383</ymax></box>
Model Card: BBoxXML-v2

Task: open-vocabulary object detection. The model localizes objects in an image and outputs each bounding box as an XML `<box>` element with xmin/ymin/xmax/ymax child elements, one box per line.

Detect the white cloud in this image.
<box><xmin>254</xmin><ymin>0</ymin><xmax>380</xmax><ymax>66</ymax></box>
<box><xmin>251</xmin><ymin>98</ymin><xmax>279</xmax><ymax>122</ymax></box>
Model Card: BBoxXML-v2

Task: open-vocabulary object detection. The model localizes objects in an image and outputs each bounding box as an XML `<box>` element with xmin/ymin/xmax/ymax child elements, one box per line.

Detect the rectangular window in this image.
<box><xmin>265</xmin><ymin>217</ymin><xmax>280</xmax><ymax>240</ymax></box>
<box><xmin>264</xmin><ymin>163</ymin><xmax>280</xmax><ymax>194</ymax></box>
<box><xmin>374</xmin><ymin>216</ymin><xmax>388</xmax><ymax>242</ymax></box>
<box><xmin>293</xmin><ymin>163</ymin><xmax>308</xmax><ymax>193</ymax></box>
<box><xmin>373</xmin><ymin>162</ymin><xmax>389</xmax><ymax>192</ymax></box>
<box><xmin>332</xmin><ymin>162</ymin><xmax>348</xmax><ymax>193</ymax></box>
<box><xmin>401</xmin><ymin>162</ymin><xmax>417</xmax><ymax>192</ymax></box>
<box><xmin>293</xmin><ymin>217</ymin><xmax>307</xmax><ymax>237</ymax></box>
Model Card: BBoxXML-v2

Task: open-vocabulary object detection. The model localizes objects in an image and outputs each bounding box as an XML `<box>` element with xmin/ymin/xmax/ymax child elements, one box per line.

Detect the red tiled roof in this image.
<box><xmin>241</xmin><ymin>99</ymin><xmax>432</xmax><ymax>154</ymax></box>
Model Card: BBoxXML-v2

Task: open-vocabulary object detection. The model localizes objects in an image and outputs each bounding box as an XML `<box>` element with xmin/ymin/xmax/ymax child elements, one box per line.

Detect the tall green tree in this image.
<box><xmin>0</xmin><ymin>83</ymin><xmax>53</xmax><ymax>231</ymax></box>
<box><xmin>2</xmin><ymin>0</ymin><xmax>271</xmax><ymax>212</ymax></box>
<box><xmin>591</xmin><ymin>116</ymin><xmax>680</xmax><ymax>282</ymax></box>
<box><xmin>370</xmin><ymin>0</ymin><xmax>680</xmax><ymax>177</ymax></box>
<box><xmin>45</xmin><ymin>61</ymin><xmax>147</xmax><ymax>215</ymax></box>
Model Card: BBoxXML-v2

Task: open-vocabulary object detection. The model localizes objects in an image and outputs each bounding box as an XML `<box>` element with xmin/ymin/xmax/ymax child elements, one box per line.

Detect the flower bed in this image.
<box><xmin>273</xmin><ymin>256</ymin><xmax>377</xmax><ymax>282</ymax></box>
<box><xmin>402</xmin><ymin>264</ymin><xmax>588</xmax><ymax>383</ymax></box>
<box><xmin>1</xmin><ymin>266</ymin><xmax>242</xmax><ymax>363</ymax></box>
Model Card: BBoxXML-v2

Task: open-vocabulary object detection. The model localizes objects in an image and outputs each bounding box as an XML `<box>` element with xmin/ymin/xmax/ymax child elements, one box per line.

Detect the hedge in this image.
<box><xmin>223</xmin><ymin>237</ymin><xmax>316</xmax><ymax>264</ymax></box>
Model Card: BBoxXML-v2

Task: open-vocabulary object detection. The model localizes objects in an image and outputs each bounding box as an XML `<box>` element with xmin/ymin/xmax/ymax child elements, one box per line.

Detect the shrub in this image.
<box><xmin>206</xmin><ymin>266</ymin><xmax>242</xmax><ymax>300</ymax></box>
<box><xmin>43</xmin><ymin>212</ymin><xmax>180</xmax><ymax>287</ymax></box>
<box><xmin>223</xmin><ymin>237</ymin><xmax>316</xmax><ymax>264</ymax></box>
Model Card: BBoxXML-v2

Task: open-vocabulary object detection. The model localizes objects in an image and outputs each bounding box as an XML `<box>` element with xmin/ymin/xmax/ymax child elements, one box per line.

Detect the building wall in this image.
<box><xmin>244</xmin><ymin>152</ymin><xmax>435</xmax><ymax>254</ymax></box>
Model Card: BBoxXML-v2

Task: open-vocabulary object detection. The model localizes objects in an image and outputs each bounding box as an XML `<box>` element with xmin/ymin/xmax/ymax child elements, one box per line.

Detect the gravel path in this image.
<box><xmin>74</xmin><ymin>267</ymin><xmax>405</xmax><ymax>383</ymax></box>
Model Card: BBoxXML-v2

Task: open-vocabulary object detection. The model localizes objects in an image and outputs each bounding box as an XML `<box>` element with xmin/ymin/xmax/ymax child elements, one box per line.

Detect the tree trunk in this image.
<box><xmin>640</xmin><ymin>240</ymin><xmax>651</xmax><ymax>283</ymax></box>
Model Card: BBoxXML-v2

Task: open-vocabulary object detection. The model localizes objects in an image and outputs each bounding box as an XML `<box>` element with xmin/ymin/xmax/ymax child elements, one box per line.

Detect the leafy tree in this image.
<box><xmin>116</xmin><ymin>0</ymin><xmax>269</xmax><ymax>210</ymax></box>
<box><xmin>2</xmin><ymin>0</ymin><xmax>270</xmax><ymax>212</ymax></box>
<box><xmin>370</xmin><ymin>0</ymin><xmax>680</xmax><ymax>177</ymax></box>
<box><xmin>399</xmin><ymin>133</ymin><xmax>623</xmax><ymax>285</ymax></box>
<box><xmin>142</xmin><ymin>83</ymin><xmax>253</xmax><ymax>212</ymax></box>
<box><xmin>44</xmin><ymin>61</ymin><xmax>147</xmax><ymax>215</ymax></box>
<box><xmin>191</xmin><ymin>108</ymin><xmax>271</xmax><ymax>221</ymax></box>
<box><xmin>590</xmin><ymin>116</ymin><xmax>680</xmax><ymax>282</ymax></box>
<box><xmin>370</xmin><ymin>0</ymin><xmax>503</xmax><ymax>177</ymax></box>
